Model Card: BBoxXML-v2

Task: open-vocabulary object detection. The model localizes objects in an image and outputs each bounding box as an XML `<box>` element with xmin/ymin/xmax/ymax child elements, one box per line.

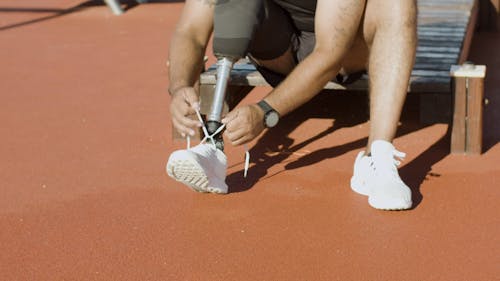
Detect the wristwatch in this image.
<box><xmin>257</xmin><ymin>100</ymin><xmax>280</xmax><ymax>128</ymax></box>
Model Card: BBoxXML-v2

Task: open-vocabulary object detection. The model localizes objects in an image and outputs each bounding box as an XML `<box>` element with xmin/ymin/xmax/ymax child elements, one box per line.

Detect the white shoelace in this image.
<box><xmin>392</xmin><ymin>149</ymin><xmax>406</xmax><ymax>166</ymax></box>
<box><xmin>186</xmin><ymin>109</ymin><xmax>250</xmax><ymax>178</ymax></box>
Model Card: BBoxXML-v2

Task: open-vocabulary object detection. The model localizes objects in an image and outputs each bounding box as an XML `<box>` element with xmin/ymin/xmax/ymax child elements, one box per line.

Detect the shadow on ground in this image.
<box><xmin>226</xmin><ymin>28</ymin><xmax>500</xmax><ymax>208</ymax></box>
<box><xmin>226</xmin><ymin>92</ymin><xmax>451</xmax><ymax>209</ymax></box>
<box><xmin>468</xmin><ymin>31</ymin><xmax>500</xmax><ymax>153</ymax></box>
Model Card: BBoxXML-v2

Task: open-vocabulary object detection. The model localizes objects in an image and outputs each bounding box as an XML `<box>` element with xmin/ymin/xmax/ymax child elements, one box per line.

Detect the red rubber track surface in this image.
<box><xmin>0</xmin><ymin>1</ymin><xmax>499</xmax><ymax>280</ymax></box>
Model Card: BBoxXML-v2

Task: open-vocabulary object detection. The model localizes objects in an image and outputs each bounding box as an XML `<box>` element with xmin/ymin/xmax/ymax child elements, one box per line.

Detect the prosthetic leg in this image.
<box><xmin>207</xmin><ymin>0</ymin><xmax>263</xmax><ymax>150</ymax></box>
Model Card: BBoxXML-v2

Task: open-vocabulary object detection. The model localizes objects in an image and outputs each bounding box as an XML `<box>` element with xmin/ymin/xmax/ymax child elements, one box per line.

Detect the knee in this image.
<box><xmin>249</xmin><ymin>46</ymin><xmax>296</xmax><ymax>76</ymax></box>
<box><xmin>378</xmin><ymin>1</ymin><xmax>417</xmax><ymax>33</ymax></box>
<box><xmin>364</xmin><ymin>0</ymin><xmax>417</xmax><ymax>47</ymax></box>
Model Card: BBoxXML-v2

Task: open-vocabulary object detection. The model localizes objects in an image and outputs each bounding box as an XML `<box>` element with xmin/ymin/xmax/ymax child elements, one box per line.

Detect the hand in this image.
<box><xmin>222</xmin><ymin>104</ymin><xmax>265</xmax><ymax>146</ymax></box>
<box><xmin>169</xmin><ymin>87</ymin><xmax>202</xmax><ymax>137</ymax></box>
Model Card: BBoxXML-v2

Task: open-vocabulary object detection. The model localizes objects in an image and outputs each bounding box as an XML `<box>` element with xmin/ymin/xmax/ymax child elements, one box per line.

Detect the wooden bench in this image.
<box><xmin>194</xmin><ymin>0</ymin><xmax>487</xmax><ymax>154</ymax></box>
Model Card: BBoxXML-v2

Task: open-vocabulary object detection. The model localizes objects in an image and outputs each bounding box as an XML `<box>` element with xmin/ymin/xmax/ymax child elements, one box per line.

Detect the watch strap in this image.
<box><xmin>257</xmin><ymin>100</ymin><xmax>274</xmax><ymax>114</ymax></box>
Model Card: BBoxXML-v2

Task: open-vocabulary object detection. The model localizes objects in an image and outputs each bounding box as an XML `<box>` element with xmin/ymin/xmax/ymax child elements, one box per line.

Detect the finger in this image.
<box><xmin>178</xmin><ymin>114</ymin><xmax>202</xmax><ymax>128</ymax></box>
<box><xmin>173</xmin><ymin>118</ymin><xmax>197</xmax><ymax>137</ymax></box>
<box><xmin>224</xmin><ymin>127</ymin><xmax>247</xmax><ymax>144</ymax></box>
<box><xmin>221</xmin><ymin>109</ymin><xmax>239</xmax><ymax>124</ymax></box>
<box><xmin>174</xmin><ymin>110</ymin><xmax>203</xmax><ymax>135</ymax></box>
<box><xmin>223</xmin><ymin>117</ymin><xmax>241</xmax><ymax>133</ymax></box>
<box><xmin>172</xmin><ymin>118</ymin><xmax>188</xmax><ymax>137</ymax></box>
<box><xmin>171</xmin><ymin>107</ymin><xmax>202</xmax><ymax>135</ymax></box>
<box><xmin>229</xmin><ymin>133</ymin><xmax>250</xmax><ymax>146</ymax></box>
<box><xmin>181</xmin><ymin>88</ymin><xmax>200</xmax><ymax>110</ymax></box>
<box><xmin>183</xmin><ymin>104</ymin><xmax>198</xmax><ymax>117</ymax></box>
<box><xmin>172</xmin><ymin>102</ymin><xmax>198</xmax><ymax>124</ymax></box>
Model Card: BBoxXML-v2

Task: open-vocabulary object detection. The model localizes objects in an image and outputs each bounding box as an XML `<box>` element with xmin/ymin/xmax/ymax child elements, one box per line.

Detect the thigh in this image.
<box><xmin>248</xmin><ymin>0</ymin><xmax>298</xmax><ymax>84</ymax></box>
<box><xmin>295</xmin><ymin>28</ymin><xmax>368</xmax><ymax>78</ymax></box>
<box><xmin>248</xmin><ymin>0</ymin><xmax>296</xmax><ymax>60</ymax></box>
<box><xmin>251</xmin><ymin>0</ymin><xmax>369</xmax><ymax>84</ymax></box>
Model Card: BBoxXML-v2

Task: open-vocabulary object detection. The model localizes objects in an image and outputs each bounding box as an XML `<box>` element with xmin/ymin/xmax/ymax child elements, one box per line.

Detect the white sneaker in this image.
<box><xmin>166</xmin><ymin>143</ymin><xmax>228</xmax><ymax>194</ymax></box>
<box><xmin>350</xmin><ymin>140</ymin><xmax>412</xmax><ymax>210</ymax></box>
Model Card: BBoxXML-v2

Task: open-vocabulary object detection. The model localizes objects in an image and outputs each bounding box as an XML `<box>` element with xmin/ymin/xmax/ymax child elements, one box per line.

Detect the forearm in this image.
<box><xmin>264</xmin><ymin>0</ymin><xmax>365</xmax><ymax>117</ymax></box>
<box><xmin>264</xmin><ymin>50</ymin><xmax>341</xmax><ymax>116</ymax></box>
<box><xmin>167</xmin><ymin>31</ymin><xmax>207</xmax><ymax>94</ymax></box>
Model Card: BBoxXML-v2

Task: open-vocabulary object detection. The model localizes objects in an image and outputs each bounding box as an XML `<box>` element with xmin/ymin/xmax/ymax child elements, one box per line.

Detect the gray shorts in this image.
<box><xmin>247</xmin><ymin>0</ymin><xmax>364</xmax><ymax>87</ymax></box>
<box><xmin>248</xmin><ymin>0</ymin><xmax>314</xmax><ymax>64</ymax></box>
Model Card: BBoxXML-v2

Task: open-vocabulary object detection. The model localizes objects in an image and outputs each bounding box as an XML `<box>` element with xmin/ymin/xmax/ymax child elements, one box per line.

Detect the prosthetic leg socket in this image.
<box><xmin>207</xmin><ymin>0</ymin><xmax>263</xmax><ymax>151</ymax></box>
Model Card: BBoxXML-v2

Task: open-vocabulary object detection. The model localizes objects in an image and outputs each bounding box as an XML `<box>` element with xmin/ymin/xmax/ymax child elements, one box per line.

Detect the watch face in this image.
<box><xmin>265</xmin><ymin>111</ymin><xmax>279</xmax><ymax>128</ymax></box>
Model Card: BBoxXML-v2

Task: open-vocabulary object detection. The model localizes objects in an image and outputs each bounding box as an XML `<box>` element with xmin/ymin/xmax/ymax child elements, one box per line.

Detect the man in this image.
<box><xmin>167</xmin><ymin>0</ymin><xmax>416</xmax><ymax>210</ymax></box>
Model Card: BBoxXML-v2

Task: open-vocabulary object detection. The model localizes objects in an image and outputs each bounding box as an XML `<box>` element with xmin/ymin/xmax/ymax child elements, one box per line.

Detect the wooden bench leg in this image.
<box><xmin>450</xmin><ymin>63</ymin><xmax>487</xmax><ymax>155</ymax></box>
<box><xmin>479</xmin><ymin>0</ymin><xmax>500</xmax><ymax>30</ymax></box>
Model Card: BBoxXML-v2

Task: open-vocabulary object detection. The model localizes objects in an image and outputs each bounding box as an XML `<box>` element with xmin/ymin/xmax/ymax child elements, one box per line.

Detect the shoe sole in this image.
<box><xmin>166</xmin><ymin>157</ymin><xmax>209</xmax><ymax>193</ymax></box>
<box><xmin>350</xmin><ymin>176</ymin><xmax>370</xmax><ymax>196</ymax></box>
<box><xmin>368</xmin><ymin>196</ymin><xmax>412</xmax><ymax>210</ymax></box>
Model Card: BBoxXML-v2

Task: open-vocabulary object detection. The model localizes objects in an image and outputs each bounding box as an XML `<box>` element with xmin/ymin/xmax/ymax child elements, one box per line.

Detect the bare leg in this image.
<box><xmin>363</xmin><ymin>0</ymin><xmax>417</xmax><ymax>153</ymax></box>
<box><xmin>253</xmin><ymin>30</ymin><xmax>369</xmax><ymax>78</ymax></box>
<box><xmin>252</xmin><ymin>0</ymin><xmax>417</xmax><ymax>151</ymax></box>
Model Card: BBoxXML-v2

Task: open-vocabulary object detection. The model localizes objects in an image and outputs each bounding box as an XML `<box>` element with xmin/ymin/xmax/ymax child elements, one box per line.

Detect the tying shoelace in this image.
<box><xmin>185</xmin><ymin>109</ymin><xmax>250</xmax><ymax>178</ymax></box>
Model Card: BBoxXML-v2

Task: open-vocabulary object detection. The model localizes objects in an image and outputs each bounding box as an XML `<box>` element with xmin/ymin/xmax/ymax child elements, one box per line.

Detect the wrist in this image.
<box><xmin>168</xmin><ymin>85</ymin><xmax>189</xmax><ymax>96</ymax></box>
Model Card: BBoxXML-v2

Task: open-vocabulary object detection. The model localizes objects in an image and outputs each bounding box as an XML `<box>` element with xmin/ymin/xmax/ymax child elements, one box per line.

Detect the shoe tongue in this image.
<box><xmin>371</xmin><ymin>140</ymin><xmax>394</xmax><ymax>154</ymax></box>
<box><xmin>371</xmin><ymin>140</ymin><xmax>395</xmax><ymax>173</ymax></box>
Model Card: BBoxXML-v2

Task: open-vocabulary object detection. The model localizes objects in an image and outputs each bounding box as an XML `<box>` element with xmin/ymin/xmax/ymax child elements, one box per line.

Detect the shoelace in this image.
<box><xmin>392</xmin><ymin>149</ymin><xmax>406</xmax><ymax>166</ymax></box>
<box><xmin>186</xmin><ymin>109</ymin><xmax>250</xmax><ymax>178</ymax></box>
